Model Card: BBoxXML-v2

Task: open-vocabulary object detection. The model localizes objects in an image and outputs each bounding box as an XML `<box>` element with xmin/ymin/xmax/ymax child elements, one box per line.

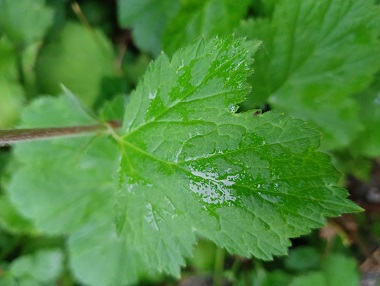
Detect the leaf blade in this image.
<box><xmin>117</xmin><ymin>36</ymin><xmax>360</xmax><ymax>275</ymax></box>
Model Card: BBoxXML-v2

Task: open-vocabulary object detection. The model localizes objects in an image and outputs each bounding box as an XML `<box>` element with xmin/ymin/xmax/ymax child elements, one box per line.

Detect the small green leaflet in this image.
<box><xmin>116</xmin><ymin>37</ymin><xmax>360</xmax><ymax>274</ymax></box>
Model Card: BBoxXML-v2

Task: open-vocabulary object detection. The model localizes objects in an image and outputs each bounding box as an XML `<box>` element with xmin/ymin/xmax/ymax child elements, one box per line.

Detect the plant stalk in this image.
<box><xmin>0</xmin><ymin>120</ymin><xmax>121</xmax><ymax>147</ymax></box>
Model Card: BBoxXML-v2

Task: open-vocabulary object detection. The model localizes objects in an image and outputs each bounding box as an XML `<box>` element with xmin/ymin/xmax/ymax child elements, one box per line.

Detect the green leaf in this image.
<box><xmin>117</xmin><ymin>0</ymin><xmax>180</xmax><ymax>55</ymax></box>
<box><xmin>0</xmin><ymin>36</ymin><xmax>18</xmax><ymax>79</ymax></box>
<box><xmin>7</xmin><ymin>93</ymin><xmax>143</xmax><ymax>285</ymax></box>
<box><xmin>68</xmin><ymin>221</ymin><xmax>155</xmax><ymax>286</ymax></box>
<box><xmin>0</xmin><ymin>195</ymin><xmax>34</xmax><ymax>234</ymax></box>
<box><xmin>0</xmin><ymin>79</ymin><xmax>24</xmax><ymax>128</ymax></box>
<box><xmin>116</xmin><ymin>37</ymin><xmax>360</xmax><ymax>276</ymax></box>
<box><xmin>99</xmin><ymin>94</ymin><xmax>126</xmax><ymax>122</ymax></box>
<box><xmin>351</xmin><ymin>74</ymin><xmax>380</xmax><ymax>156</ymax></box>
<box><xmin>8</xmin><ymin>94</ymin><xmax>119</xmax><ymax>235</ymax></box>
<box><xmin>289</xmin><ymin>254</ymin><xmax>359</xmax><ymax>286</ymax></box>
<box><xmin>9</xmin><ymin>249</ymin><xmax>63</xmax><ymax>284</ymax></box>
<box><xmin>0</xmin><ymin>37</ymin><xmax>25</xmax><ymax>128</ymax></box>
<box><xmin>284</xmin><ymin>247</ymin><xmax>320</xmax><ymax>271</ymax></box>
<box><xmin>237</xmin><ymin>0</ymin><xmax>380</xmax><ymax>149</ymax></box>
<box><xmin>162</xmin><ymin>0</ymin><xmax>252</xmax><ymax>55</ymax></box>
<box><xmin>0</xmin><ymin>0</ymin><xmax>53</xmax><ymax>46</ymax></box>
<box><xmin>35</xmin><ymin>22</ymin><xmax>116</xmax><ymax>107</ymax></box>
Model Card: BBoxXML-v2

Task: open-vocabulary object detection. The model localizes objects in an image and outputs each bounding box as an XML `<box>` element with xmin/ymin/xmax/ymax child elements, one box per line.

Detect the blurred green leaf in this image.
<box><xmin>237</xmin><ymin>0</ymin><xmax>380</xmax><ymax>149</ymax></box>
<box><xmin>189</xmin><ymin>240</ymin><xmax>217</xmax><ymax>272</ymax></box>
<box><xmin>0</xmin><ymin>0</ymin><xmax>53</xmax><ymax>47</ymax></box>
<box><xmin>284</xmin><ymin>247</ymin><xmax>320</xmax><ymax>271</ymax></box>
<box><xmin>8</xmin><ymin>93</ymin><xmax>117</xmax><ymax>235</ymax></box>
<box><xmin>7</xmin><ymin>94</ymin><xmax>140</xmax><ymax>285</ymax></box>
<box><xmin>0</xmin><ymin>80</ymin><xmax>24</xmax><ymax>128</ymax></box>
<box><xmin>68</xmin><ymin>222</ymin><xmax>153</xmax><ymax>286</ymax></box>
<box><xmin>0</xmin><ymin>37</ymin><xmax>17</xmax><ymax>79</ymax></box>
<box><xmin>0</xmin><ymin>195</ymin><xmax>34</xmax><ymax>234</ymax></box>
<box><xmin>289</xmin><ymin>254</ymin><xmax>359</xmax><ymax>286</ymax></box>
<box><xmin>122</xmin><ymin>52</ymin><xmax>151</xmax><ymax>86</ymax></box>
<box><xmin>118</xmin><ymin>0</ymin><xmax>180</xmax><ymax>55</ymax></box>
<box><xmin>35</xmin><ymin>22</ymin><xmax>116</xmax><ymax>107</ymax></box>
<box><xmin>0</xmin><ymin>37</ymin><xmax>24</xmax><ymax>128</ymax></box>
<box><xmin>9</xmin><ymin>249</ymin><xmax>63</xmax><ymax>284</ymax></box>
<box><xmin>99</xmin><ymin>94</ymin><xmax>126</xmax><ymax>122</ymax></box>
<box><xmin>351</xmin><ymin>74</ymin><xmax>380</xmax><ymax>156</ymax></box>
<box><xmin>163</xmin><ymin>0</ymin><xmax>252</xmax><ymax>55</ymax></box>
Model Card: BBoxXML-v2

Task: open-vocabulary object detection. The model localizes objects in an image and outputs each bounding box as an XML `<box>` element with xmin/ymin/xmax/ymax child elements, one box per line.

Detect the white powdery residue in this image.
<box><xmin>144</xmin><ymin>203</ymin><xmax>159</xmax><ymax>231</ymax></box>
<box><xmin>189</xmin><ymin>167</ymin><xmax>237</xmax><ymax>205</ymax></box>
<box><xmin>148</xmin><ymin>90</ymin><xmax>157</xmax><ymax>100</ymax></box>
<box><xmin>176</xmin><ymin>60</ymin><xmax>185</xmax><ymax>74</ymax></box>
<box><xmin>219</xmin><ymin>179</ymin><xmax>235</xmax><ymax>187</ymax></box>
<box><xmin>185</xmin><ymin>154</ymin><xmax>208</xmax><ymax>162</ymax></box>
<box><xmin>189</xmin><ymin>180</ymin><xmax>236</xmax><ymax>205</ymax></box>
<box><xmin>228</xmin><ymin>104</ymin><xmax>238</xmax><ymax>113</ymax></box>
<box><xmin>191</xmin><ymin>169</ymin><xmax>218</xmax><ymax>180</ymax></box>
<box><xmin>222</xmin><ymin>174</ymin><xmax>240</xmax><ymax>186</ymax></box>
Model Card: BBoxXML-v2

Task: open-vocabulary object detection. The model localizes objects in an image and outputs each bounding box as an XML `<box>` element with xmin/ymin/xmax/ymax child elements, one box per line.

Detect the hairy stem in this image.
<box><xmin>0</xmin><ymin>120</ymin><xmax>121</xmax><ymax>147</ymax></box>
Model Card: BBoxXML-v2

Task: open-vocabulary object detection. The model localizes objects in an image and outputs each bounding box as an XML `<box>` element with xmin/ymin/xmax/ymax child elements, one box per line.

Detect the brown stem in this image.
<box><xmin>0</xmin><ymin>120</ymin><xmax>122</xmax><ymax>147</ymax></box>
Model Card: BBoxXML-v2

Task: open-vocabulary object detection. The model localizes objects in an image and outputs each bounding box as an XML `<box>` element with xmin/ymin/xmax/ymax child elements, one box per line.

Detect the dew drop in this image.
<box><xmin>148</xmin><ymin>91</ymin><xmax>157</xmax><ymax>100</ymax></box>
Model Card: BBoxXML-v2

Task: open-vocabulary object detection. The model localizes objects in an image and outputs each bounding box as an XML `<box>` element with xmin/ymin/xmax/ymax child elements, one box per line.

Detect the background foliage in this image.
<box><xmin>0</xmin><ymin>0</ymin><xmax>380</xmax><ymax>285</ymax></box>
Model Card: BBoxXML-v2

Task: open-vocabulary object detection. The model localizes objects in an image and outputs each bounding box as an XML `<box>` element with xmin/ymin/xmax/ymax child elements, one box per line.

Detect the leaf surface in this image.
<box><xmin>9</xmin><ymin>249</ymin><xmax>63</xmax><ymax>284</ymax></box>
<box><xmin>0</xmin><ymin>0</ymin><xmax>53</xmax><ymax>46</ymax></box>
<box><xmin>68</xmin><ymin>221</ymin><xmax>154</xmax><ymax>286</ymax></box>
<box><xmin>289</xmin><ymin>254</ymin><xmax>359</xmax><ymax>286</ymax></box>
<box><xmin>8</xmin><ymin>94</ymin><xmax>119</xmax><ymax>235</ymax></box>
<box><xmin>118</xmin><ymin>0</ymin><xmax>180</xmax><ymax>55</ymax></box>
<box><xmin>237</xmin><ymin>0</ymin><xmax>380</xmax><ymax>149</ymax></box>
<box><xmin>0</xmin><ymin>37</ymin><xmax>25</xmax><ymax>128</ymax></box>
<box><xmin>351</xmin><ymin>74</ymin><xmax>380</xmax><ymax>156</ymax></box>
<box><xmin>116</xmin><ymin>37</ymin><xmax>360</xmax><ymax>275</ymax></box>
<box><xmin>36</xmin><ymin>22</ymin><xmax>116</xmax><ymax>106</ymax></box>
<box><xmin>7</xmin><ymin>37</ymin><xmax>361</xmax><ymax>284</ymax></box>
<box><xmin>7</xmin><ymin>94</ymin><xmax>146</xmax><ymax>285</ymax></box>
<box><xmin>0</xmin><ymin>195</ymin><xmax>34</xmax><ymax>234</ymax></box>
<box><xmin>162</xmin><ymin>0</ymin><xmax>252</xmax><ymax>54</ymax></box>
